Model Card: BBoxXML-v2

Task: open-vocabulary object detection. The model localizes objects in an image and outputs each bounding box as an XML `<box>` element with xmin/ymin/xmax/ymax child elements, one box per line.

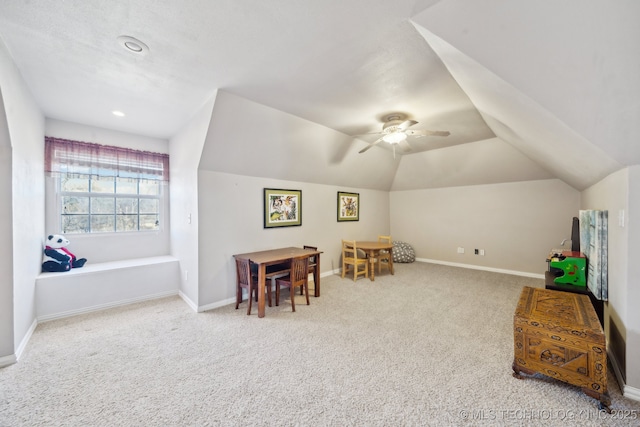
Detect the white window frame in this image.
<box><xmin>55</xmin><ymin>175</ymin><xmax>166</xmax><ymax>235</ymax></box>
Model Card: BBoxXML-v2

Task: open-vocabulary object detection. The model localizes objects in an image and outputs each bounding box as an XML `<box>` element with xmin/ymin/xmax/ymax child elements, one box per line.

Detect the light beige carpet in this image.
<box><xmin>1</xmin><ymin>262</ymin><xmax>639</xmax><ymax>426</ymax></box>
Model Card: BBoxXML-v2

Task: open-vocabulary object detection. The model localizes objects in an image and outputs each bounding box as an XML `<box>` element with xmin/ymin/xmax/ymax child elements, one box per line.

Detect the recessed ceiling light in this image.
<box><xmin>116</xmin><ymin>35</ymin><xmax>149</xmax><ymax>56</ymax></box>
<box><xmin>112</xmin><ymin>110</ymin><xmax>125</xmax><ymax>117</ymax></box>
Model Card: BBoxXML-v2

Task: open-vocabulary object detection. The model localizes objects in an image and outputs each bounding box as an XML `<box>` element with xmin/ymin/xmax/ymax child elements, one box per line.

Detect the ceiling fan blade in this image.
<box><xmin>399</xmin><ymin>140</ymin><xmax>412</xmax><ymax>153</ymax></box>
<box><xmin>358</xmin><ymin>137</ymin><xmax>384</xmax><ymax>154</ymax></box>
<box><xmin>351</xmin><ymin>131</ymin><xmax>384</xmax><ymax>137</ymax></box>
<box><xmin>397</xmin><ymin>120</ymin><xmax>418</xmax><ymax>131</ymax></box>
<box><xmin>405</xmin><ymin>129</ymin><xmax>450</xmax><ymax>137</ymax></box>
<box><xmin>427</xmin><ymin>130</ymin><xmax>451</xmax><ymax>137</ymax></box>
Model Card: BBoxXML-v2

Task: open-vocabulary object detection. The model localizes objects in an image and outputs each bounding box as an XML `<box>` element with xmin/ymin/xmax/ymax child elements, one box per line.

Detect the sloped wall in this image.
<box><xmin>198</xmin><ymin>90</ymin><xmax>400</xmax><ymax>191</ymax></box>
<box><xmin>414</xmin><ymin>1</ymin><xmax>640</xmax><ymax>167</ymax></box>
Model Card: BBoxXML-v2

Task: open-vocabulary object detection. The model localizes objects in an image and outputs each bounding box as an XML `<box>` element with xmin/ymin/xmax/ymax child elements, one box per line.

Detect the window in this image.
<box><xmin>45</xmin><ymin>137</ymin><xmax>169</xmax><ymax>234</ymax></box>
<box><xmin>60</xmin><ymin>174</ymin><xmax>161</xmax><ymax>233</ymax></box>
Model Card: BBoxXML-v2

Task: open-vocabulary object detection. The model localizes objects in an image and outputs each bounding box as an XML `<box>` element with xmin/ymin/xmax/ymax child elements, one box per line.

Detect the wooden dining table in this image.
<box><xmin>233</xmin><ymin>247</ymin><xmax>322</xmax><ymax>318</ymax></box>
<box><xmin>356</xmin><ymin>241</ymin><xmax>394</xmax><ymax>281</ymax></box>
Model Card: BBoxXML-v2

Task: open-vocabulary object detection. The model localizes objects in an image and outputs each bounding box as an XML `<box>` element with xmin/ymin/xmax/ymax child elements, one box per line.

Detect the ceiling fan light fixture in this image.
<box><xmin>356</xmin><ymin>112</ymin><xmax>450</xmax><ymax>155</ymax></box>
<box><xmin>382</xmin><ymin>132</ymin><xmax>407</xmax><ymax>144</ymax></box>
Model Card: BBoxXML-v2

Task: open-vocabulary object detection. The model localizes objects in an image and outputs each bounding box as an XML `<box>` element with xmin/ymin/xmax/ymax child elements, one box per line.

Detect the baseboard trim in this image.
<box><xmin>0</xmin><ymin>353</ymin><xmax>17</xmax><ymax>368</ymax></box>
<box><xmin>37</xmin><ymin>290</ymin><xmax>179</xmax><ymax>323</ymax></box>
<box><xmin>415</xmin><ymin>258</ymin><xmax>544</xmax><ymax>279</ymax></box>
<box><xmin>609</xmin><ymin>348</ymin><xmax>625</xmax><ymax>393</ymax></box>
<box><xmin>179</xmin><ymin>291</ymin><xmax>198</xmax><ymax>312</ymax></box>
<box><xmin>198</xmin><ymin>297</ymin><xmax>236</xmax><ymax>313</ymax></box>
<box><xmin>195</xmin><ymin>270</ymin><xmax>338</xmax><ymax>313</ymax></box>
<box><xmin>14</xmin><ymin>318</ymin><xmax>38</xmax><ymax>362</ymax></box>
<box><xmin>609</xmin><ymin>349</ymin><xmax>640</xmax><ymax>402</ymax></box>
<box><xmin>1</xmin><ymin>318</ymin><xmax>39</xmax><ymax>368</ymax></box>
<box><xmin>623</xmin><ymin>385</ymin><xmax>640</xmax><ymax>402</ymax></box>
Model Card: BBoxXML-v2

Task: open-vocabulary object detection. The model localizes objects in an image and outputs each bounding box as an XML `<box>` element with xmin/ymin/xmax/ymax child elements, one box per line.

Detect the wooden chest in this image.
<box><xmin>512</xmin><ymin>286</ymin><xmax>610</xmax><ymax>410</ymax></box>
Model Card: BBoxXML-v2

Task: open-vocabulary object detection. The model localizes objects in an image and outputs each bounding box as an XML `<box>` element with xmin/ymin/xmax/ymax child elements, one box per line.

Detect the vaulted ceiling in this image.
<box><xmin>1</xmin><ymin>1</ymin><xmax>637</xmax><ymax>191</ymax></box>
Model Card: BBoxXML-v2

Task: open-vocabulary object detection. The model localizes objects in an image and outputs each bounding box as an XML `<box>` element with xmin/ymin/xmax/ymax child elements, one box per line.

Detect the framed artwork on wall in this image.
<box><xmin>337</xmin><ymin>191</ymin><xmax>359</xmax><ymax>222</ymax></box>
<box><xmin>579</xmin><ymin>209</ymin><xmax>608</xmax><ymax>300</ymax></box>
<box><xmin>264</xmin><ymin>188</ymin><xmax>302</xmax><ymax>228</ymax></box>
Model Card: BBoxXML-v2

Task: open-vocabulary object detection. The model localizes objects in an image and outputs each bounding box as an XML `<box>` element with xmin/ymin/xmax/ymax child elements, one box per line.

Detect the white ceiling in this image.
<box><xmin>0</xmin><ymin>0</ymin><xmax>638</xmax><ymax>191</ymax></box>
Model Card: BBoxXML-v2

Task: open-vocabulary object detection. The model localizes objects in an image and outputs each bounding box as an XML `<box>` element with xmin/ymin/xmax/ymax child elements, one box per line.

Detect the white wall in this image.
<box><xmin>0</xmin><ymin>89</ymin><xmax>14</xmax><ymax>362</ymax></box>
<box><xmin>46</xmin><ymin>119</ymin><xmax>170</xmax><ymax>152</ymax></box>
<box><xmin>169</xmin><ymin>94</ymin><xmax>216</xmax><ymax>309</ymax></box>
<box><xmin>627</xmin><ymin>166</ymin><xmax>640</xmax><ymax>391</ymax></box>
<box><xmin>196</xmin><ymin>170</ymin><xmax>390</xmax><ymax>308</ymax></box>
<box><xmin>390</xmin><ymin>179</ymin><xmax>581</xmax><ymax>275</ymax></box>
<box><xmin>43</xmin><ymin>119</ymin><xmax>171</xmax><ymax>263</ymax></box>
<box><xmin>581</xmin><ymin>167</ymin><xmax>639</xmax><ymax>394</ymax></box>
<box><xmin>581</xmin><ymin>168</ymin><xmax>628</xmax><ymax>354</ymax></box>
<box><xmin>0</xmin><ymin>38</ymin><xmax>45</xmax><ymax>362</ymax></box>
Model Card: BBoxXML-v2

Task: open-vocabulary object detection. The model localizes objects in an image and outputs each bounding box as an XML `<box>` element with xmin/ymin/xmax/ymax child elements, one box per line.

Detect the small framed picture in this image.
<box><xmin>337</xmin><ymin>191</ymin><xmax>359</xmax><ymax>222</ymax></box>
<box><xmin>264</xmin><ymin>188</ymin><xmax>302</xmax><ymax>228</ymax></box>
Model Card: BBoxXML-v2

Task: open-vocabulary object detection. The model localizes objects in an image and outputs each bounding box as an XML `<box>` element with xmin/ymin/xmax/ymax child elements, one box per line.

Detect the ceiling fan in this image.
<box><xmin>355</xmin><ymin>113</ymin><xmax>450</xmax><ymax>157</ymax></box>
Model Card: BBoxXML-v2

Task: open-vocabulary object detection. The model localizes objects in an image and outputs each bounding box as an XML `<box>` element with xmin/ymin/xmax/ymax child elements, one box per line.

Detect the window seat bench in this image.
<box><xmin>36</xmin><ymin>255</ymin><xmax>180</xmax><ymax>321</ymax></box>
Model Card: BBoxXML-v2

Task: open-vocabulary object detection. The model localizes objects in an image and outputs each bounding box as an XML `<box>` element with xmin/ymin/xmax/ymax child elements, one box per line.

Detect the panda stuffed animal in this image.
<box><xmin>42</xmin><ymin>234</ymin><xmax>87</xmax><ymax>272</ymax></box>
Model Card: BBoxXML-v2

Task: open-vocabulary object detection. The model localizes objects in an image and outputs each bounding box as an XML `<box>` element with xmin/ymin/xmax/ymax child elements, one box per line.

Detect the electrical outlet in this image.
<box><xmin>474</xmin><ymin>249</ymin><xmax>479</xmax><ymax>255</ymax></box>
<box><xmin>457</xmin><ymin>247</ymin><xmax>465</xmax><ymax>254</ymax></box>
<box><xmin>479</xmin><ymin>249</ymin><xmax>485</xmax><ymax>256</ymax></box>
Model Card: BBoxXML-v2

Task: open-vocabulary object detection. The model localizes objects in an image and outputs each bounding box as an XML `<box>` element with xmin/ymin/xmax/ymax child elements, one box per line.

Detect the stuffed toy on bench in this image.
<box><xmin>42</xmin><ymin>234</ymin><xmax>87</xmax><ymax>272</ymax></box>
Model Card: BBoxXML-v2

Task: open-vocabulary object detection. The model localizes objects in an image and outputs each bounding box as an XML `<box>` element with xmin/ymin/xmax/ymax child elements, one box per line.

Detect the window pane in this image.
<box><xmin>62</xmin><ymin>215</ymin><xmax>89</xmax><ymax>234</ymax></box>
<box><xmin>139</xmin><ymin>180</ymin><xmax>160</xmax><ymax>195</ymax></box>
<box><xmin>140</xmin><ymin>214</ymin><xmax>159</xmax><ymax>230</ymax></box>
<box><xmin>116</xmin><ymin>178</ymin><xmax>137</xmax><ymax>195</ymax></box>
<box><xmin>139</xmin><ymin>198</ymin><xmax>159</xmax><ymax>214</ymax></box>
<box><xmin>116</xmin><ymin>215</ymin><xmax>138</xmax><ymax>232</ymax></box>
<box><xmin>61</xmin><ymin>176</ymin><xmax>89</xmax><ymax>192</ymax></box>
<box><xmin>63</xmin><ymin>196</ymin><xmax>89</xmax><ymax>214</ymax></box>
<box><xmin>91</xmin><ymin>197</ymin><xmax>115</xmax><ymax>214</ymax></box>
<box><xmin>58</xmin><ymin>173</ymin><xmax>162</xmax><ymax>235</ymax></box>
<box><xmin>91</xmin><ymin>176</ymin><xmax>115</xmax><ymax>193</ymax></box>
<box><xmin>91</xmin><ymin>215</ymin><xmax>115</xmax><ymax>232</ymax></box>
<box><xmin>116</xmin><ymin>198</ymin><xmax>138</xmax><ymax>214</ymax></box>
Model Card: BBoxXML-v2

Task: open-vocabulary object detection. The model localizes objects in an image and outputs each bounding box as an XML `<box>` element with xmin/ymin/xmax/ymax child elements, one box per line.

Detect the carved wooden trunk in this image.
<box><xmin>512</xmin><ymin>286</ymin><xmax>610</xmax><ymax>410</ymax></box>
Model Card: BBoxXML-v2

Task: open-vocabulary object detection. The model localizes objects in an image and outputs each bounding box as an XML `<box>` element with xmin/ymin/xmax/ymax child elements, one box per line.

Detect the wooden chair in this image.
<box><xmin>376</xmin><ymin>235</ymin><xmax>392</xmax><ymax>274</ymax></box>
<box><xmin>259</xmin><ymin>262</ymin><xmax>291</xmax><ymax>302</ymax></box>
<box><xmin>341</xmin><ymin>239</ymin><xmax>368</xmax><ymax>281</ymax></box>
<box><xmin>301</xmin><ymin>245</ymin><xmax>318</xmax><ymax>295</ymax></box>
<box><xmin>236</xmin><ymin>258</ymin><xmax>271</xmax><ymax>315</ymax></box>
<box><xmin>275</xmin><ymin>256</ymin><xmax>310</xmax><ymax>312</ymax></box>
